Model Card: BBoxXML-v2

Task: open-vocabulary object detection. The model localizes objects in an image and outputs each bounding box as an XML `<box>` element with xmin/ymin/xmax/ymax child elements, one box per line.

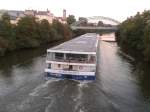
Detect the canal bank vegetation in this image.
<box><xmin>116</xmin><ymin>10</ymin><xmax>150</xmax><ymax>62</ymax></box>
<box><xmin>0</xmin><ymin>13</ymin><xmax>72</xmax><ymax>56</ymax></box>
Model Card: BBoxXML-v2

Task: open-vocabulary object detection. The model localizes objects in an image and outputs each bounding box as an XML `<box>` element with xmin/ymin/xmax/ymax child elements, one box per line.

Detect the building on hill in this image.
<box><xmin>10</xmin><ymin>16</ymin><xmax>20</xmax><ymax>24</ymax></box>
<box><xmin>24</xmin><ymin>10</ymin><xmax>36</xmax><ymax>16</ymax></box>
<box><xmin>7</xmin><ymin>10</ymin><xmax>25</xmax><ymax>24</ymax></box>
<box><xmin>55</xmin><ymin>9</ymin><xmax>67</xmax><ymax>24</ymax></box>
<box><xmin>54</xmin><ymin>17</ymin><xmax>66</xmax><ymax>24</ymax></box>
<box><xmin>24</xmin><ymin>9</ymin><xmax>54</xmax><ymax>23</ymax></box>
<box><xmin>0</xmin><ymin>10</ymin><xmax>25</xmax><ymax>24</ymax></box>
<box><xmin>0</xmin><ymin>9</ymin><xmax>67</xmax><ymax>24</ymax></box>
<box><xmin>36</xmin><ymin>9</ymin><xmax>54</xmax><ymax>23</ymax></box>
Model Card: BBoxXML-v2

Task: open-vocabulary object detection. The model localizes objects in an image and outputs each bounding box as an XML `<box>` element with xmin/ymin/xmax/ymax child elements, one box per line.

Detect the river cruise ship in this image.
<box><xmin>45</xmin><ymin>33</ymin><xmax>99</xmax><ymax>80</ymax></box>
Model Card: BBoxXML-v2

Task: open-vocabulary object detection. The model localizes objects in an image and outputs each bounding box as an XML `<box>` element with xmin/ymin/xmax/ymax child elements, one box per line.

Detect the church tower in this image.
<box><xmin>63</xmin><ymin>9</ymin><xmax>66</xmax><ymax>20</ymax></box>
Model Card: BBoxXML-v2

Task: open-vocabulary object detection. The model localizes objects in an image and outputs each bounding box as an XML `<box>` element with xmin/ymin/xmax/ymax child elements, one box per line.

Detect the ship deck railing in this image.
<box><xmin>47</xmin><ymin>58</ymin><xmax>95</xmax><ymax>64</ymax></box>
<box><xmin>46</xmin><ymin>68</ymin><xmax>95</xmax><ymax>72</ymax></box>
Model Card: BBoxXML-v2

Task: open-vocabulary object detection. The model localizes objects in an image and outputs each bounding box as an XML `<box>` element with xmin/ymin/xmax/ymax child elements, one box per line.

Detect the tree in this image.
<box><xmin>62</xmin><ymin>24</ymin><xmax>72</xmax><ymax>39</ymax></box>
<box><xmin>67</xmin><ymin>15</ymin><xmax>76</xmax><ymax>25</ymax></box>
<box><xmin>52</xmin><ymin>19</ymin><xmax>64</xmax><ymax>39</ymax></box>
<box><xmin>0</xmin><ymin>13</ymin><xmax>16</xmax><ymax>51</ymax></box>
<box><xmin>97</xmin><ymin>21</ymin><xmax>104</xmax><ymax>26</ymax></box>
<box><xmin>39</xmin><ymin>19</ymin><xmax>52</xmax><ymax>43</ymax></box>
<box><xmin>0</xmin><ymin>13</ymin><xmax>12</xmax><ymax>38</ymax></box>
<box><xmin>0</xmin><ymin>13</ymin><xmax>73</xmax><ymax>56</ymax></box>
<box><xmin>116</xmin><ymin>10</ymin><xmax>150</xmax><ymax>62</ymax></box>
<box><xmin>143</xmin><ymin>24</ymin><xmax>150</xmax><ymax>61</ymax></box>
<box><xmin>15</xmin><ymin>16</ymin><xmax>40</xmax><ymax>48</ymax></box>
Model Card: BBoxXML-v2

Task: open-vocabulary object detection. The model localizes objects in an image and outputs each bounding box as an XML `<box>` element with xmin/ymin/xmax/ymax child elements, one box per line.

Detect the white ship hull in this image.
<box><xmin>45</xmin><ymin>69</ymin><xmax>95</xmax><ymax>80</ymax></box>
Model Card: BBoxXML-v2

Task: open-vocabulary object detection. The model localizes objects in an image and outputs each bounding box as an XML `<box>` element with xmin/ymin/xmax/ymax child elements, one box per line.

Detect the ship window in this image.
<box><xmin>66</xmin><ymin>54</ymin><xmax>87</xmax><ymax>60</ymax></box>
<box><xmin>90</xmin><ymin>56</ymin><xmax>95</xmax><ymax>62</ymax></box>
<box><xmin>58</xmin><ymin>64</ymin><xmax>61</xmax><ymax>68</ymax></box>
<box><xmin>79</xmin><ymin>66</ymin><xmax>83</xmax><ymax>70</ymax></box>
<box><xmin>48</xmin><ymin>64</ymin><xmax>51</xmax><ymax>69</ymax></box>
<box><xmin>55</xmin><ymin>53</ymin><xmax>64</xmax><ymax>59</ymax></box>
<box><xmin>69</xmin><ymin>65</ymin><xmax>73</xmax><ymax>70</ymax></box>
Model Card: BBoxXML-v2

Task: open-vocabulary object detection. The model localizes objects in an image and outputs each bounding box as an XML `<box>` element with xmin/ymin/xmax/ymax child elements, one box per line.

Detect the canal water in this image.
<box><xmin>0</xmin><ymin>40</ymin><xmax>150</xmax><ymax>112</ymax></box>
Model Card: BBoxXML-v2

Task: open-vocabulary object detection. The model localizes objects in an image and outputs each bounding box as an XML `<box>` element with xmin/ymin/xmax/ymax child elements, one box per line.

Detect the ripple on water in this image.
<box><xmin>29</xmin><ymin>78</ymin><xmax>61</xmax><ymax>96</ymax></box>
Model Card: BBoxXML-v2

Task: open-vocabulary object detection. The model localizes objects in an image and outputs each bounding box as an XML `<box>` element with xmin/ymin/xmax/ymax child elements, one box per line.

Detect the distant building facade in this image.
<box><xmin>0</xmin><ymin>9</ymin><xmax>67</xmax><ymax>24</ymax></box>
<box><xmin>24</xmin><ymin>10</ymin><xmax>36</xmax><ymax>16</ymax></box>
<box><xmin>36</xmin><ymin>10</ymin><xmax>54</xmax><ymax>23</ymax></box>
<box><xmin>55</xmin><ymin>9</ymin><xmax>67</xmax><ymax>24</ymax></box>
<box><xmin>0</xmin><ymin>10</ymin><xmax>25</xmax><ymax>24</ymax></box>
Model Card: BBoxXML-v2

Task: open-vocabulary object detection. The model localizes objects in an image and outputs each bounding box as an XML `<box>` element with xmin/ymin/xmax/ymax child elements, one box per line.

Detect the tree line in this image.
<box><xmin>0</xmin><ymin>13</ymin><xmax>72</xmax><ymax>56</ymax></box>
<box><xmin>116</xmin><ymin>10</ymin><xmax>150</xmax><ymax>62</ymax></box>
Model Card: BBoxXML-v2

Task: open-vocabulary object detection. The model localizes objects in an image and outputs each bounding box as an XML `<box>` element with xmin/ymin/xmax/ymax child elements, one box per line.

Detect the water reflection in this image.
<box><xmin>0</xmin><ymin>41</ymin><xmax>63</xmax><ymax>77</ymax></box>
<box><xmin>117</xmin><ymin>46</ymin><xmax>150</xmax><ymax>102</ymax></box>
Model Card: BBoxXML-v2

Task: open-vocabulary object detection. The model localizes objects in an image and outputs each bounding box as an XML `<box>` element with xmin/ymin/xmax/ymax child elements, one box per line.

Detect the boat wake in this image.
<box><xmin>29</xmin><ymin>78</ymin><xmax>61</xmax><ymax>97</ymax></box>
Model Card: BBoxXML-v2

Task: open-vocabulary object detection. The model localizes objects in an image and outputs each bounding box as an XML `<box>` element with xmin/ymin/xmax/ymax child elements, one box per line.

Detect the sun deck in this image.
<box><xmin>47</xmin><ymin>33</ymin><xmax>98</xmax><ymax>54</ymax></box>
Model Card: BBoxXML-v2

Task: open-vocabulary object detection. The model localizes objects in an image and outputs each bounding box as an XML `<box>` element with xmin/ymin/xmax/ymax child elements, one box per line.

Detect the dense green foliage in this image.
<box><xmin>0</xmin><ymin>13</ymin><xmax>72</xmax><ymax>56</ymax></box>
<box><xmin>67</xmin><ymin>15</ymin><xmax>76</xmax><ymax>25</ymax></box>
<box><xmin>116</xmin><ymin>10</ymin><xmax>150</xmax><ymax>62</ymax></box>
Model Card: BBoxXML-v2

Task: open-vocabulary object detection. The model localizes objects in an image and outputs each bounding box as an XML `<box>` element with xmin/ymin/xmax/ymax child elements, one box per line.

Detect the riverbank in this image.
<box><xmin>0</xmin><ymin>39</ymin><xmax>66</xmax><ymax>70</ymax></box>
<box><xmin>116</xmin><ymin>10</ymin><xmax>150</xmax><ymax>62</ymax></box>
<box><xmin>0</xmin><ymin>14</ymin><xmax>72</xmax><ymax>56</ymax></box>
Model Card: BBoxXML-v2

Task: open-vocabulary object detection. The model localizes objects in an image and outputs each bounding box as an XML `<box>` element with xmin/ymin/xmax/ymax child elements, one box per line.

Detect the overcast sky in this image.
<box><xmin>0</xmin><ymin>0</ymin><xmax>150</xmax><ymax>21</ymax></box>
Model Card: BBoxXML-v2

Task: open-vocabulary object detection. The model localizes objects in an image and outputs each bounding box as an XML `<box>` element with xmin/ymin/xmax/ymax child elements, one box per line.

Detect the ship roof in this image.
<box><xmin>47</xmin><ymin>33</ymin><xmax>98</xmax><ymax>54</ymax></box>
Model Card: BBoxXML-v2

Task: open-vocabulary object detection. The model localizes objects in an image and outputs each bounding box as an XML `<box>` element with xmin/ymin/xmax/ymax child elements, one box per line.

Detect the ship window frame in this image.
<box><xmin>58</xmin><ymin>64</ymin><xmax>61</xmax><ymax>68</ymax></box>
<box><xmin>55</xmin><ymin>53</ymin><xmax>64</xmax><ymax>60</ymax></box>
